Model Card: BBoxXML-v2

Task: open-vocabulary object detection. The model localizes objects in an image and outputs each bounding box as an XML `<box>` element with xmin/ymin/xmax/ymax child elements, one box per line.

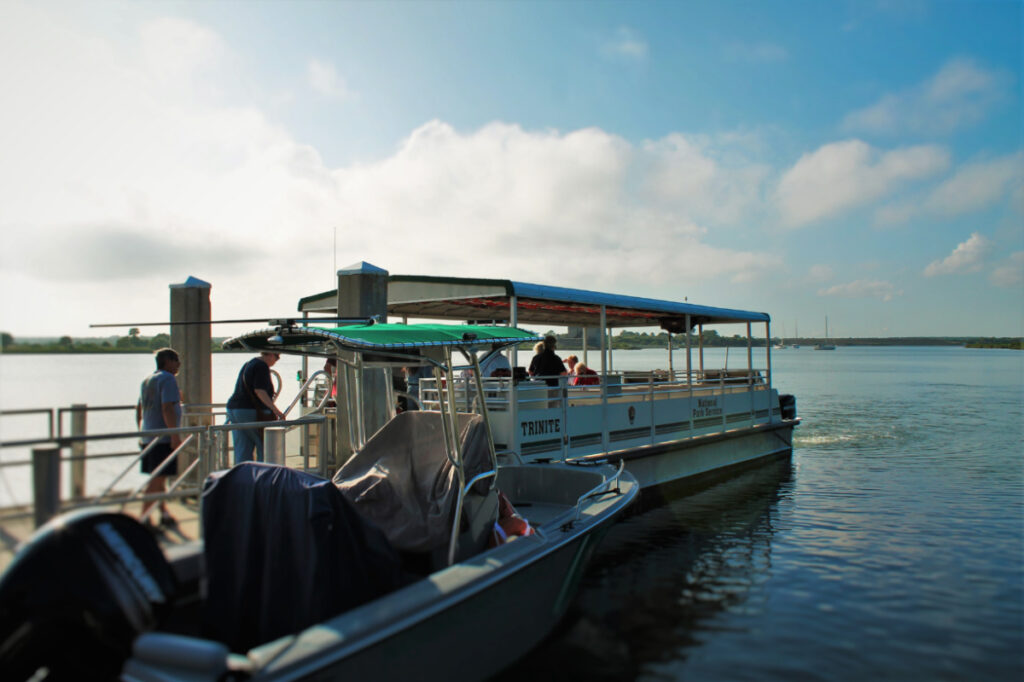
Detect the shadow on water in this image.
<box><xmin>494</xmin><ymin>458</ymin><xmax>794</xmax><ymax>681</ymax></box>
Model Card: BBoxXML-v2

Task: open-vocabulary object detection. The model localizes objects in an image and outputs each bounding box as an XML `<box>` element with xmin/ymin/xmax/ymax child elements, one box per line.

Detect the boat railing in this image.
<box><xmin>0</xmin><ymin>403</ymin><xmax>336</xmax><ymax>529</ymax></box>
<box><xmin>415</xmin><ymin>365</ymin><xmax>776</xmax><ymax>461</ymax></box>
<box><xmin>419</xmin><ymin>367</ymin><xmax>766</xmax><ymax>409</ymax></box>
<box><xmin>571</xmin><ymin>459</ymin><xmax>625</xmax><ymax>523</ymax></box>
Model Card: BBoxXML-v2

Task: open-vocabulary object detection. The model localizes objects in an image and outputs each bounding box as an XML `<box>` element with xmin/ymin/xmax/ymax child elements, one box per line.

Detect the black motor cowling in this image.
<box><xmin>779</xmin><ymin>394</ymin><xmax>797</xmax><ymax>420</ymax></box>
<box><xmin>0</xmin><ymin>510</ymin><xmax>177</xmax><ymax>681</ymax></box>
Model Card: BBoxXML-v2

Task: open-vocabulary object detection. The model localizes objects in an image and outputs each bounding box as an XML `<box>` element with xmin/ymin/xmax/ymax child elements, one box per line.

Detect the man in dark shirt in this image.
<box><xmin>226</xmin><ymin>352</ymin><xmax>283</xmax><ymax>463</ymax></box>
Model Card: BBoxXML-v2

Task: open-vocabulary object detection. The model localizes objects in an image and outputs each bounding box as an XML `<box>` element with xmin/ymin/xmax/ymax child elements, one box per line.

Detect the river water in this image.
<box><xmin>501</xmin><ymin>346</ymin><xmax>1023</xmax><ymax>681</ymax></box>
<box><xmin>1</xmin><ymin>346</ymin><xmax>1022</xmax><ymax>679</ymax></box>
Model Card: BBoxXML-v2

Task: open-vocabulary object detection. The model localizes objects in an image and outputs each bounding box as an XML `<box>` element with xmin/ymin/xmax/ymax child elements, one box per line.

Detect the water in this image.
<box><xmin>500</xmin><ymin>346</ymin><xmax>1024</xmax><ymax>681</ymax></box>
<box><xmin>1</xmin><ymin>347</ymin><xmax>1022</xmax><ymax>679</ymax></box>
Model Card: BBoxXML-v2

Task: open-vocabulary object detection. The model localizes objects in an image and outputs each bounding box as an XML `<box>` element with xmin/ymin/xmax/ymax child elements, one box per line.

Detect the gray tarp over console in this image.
<box><xmin>334</xmin><ymin>411</ymin><xmax>493</xmax><ymax>554</ymax></box>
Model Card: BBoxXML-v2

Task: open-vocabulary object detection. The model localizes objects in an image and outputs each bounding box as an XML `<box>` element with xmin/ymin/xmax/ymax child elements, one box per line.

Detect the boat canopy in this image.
<box><xmin>222</xmin><ymin>322</ymin><xmax>541</xmax><ymax>357</ymax></box>
<box><xmin>298</xmin><ymin>275</ymin><xmax>770</xmax><ymax>330</ymax></box>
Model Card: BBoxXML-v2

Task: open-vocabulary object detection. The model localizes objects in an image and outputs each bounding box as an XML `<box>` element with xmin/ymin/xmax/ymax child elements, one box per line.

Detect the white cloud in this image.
<box><xmin>641</xmin><ymin>133</ymin><xmax>771</xmax><ymax>225</ymax></box>
<box><xmin>923</xmin><ymin>233</ymin><xmax>991</xmax><ymax>277</ymax></box>
<box><xmin>924</xmin><ymin>152</ymin><xmax>1024</xmax><ymax>216</ymax></box>
<box><xmin>307</xmin><ymin>58</ymin><xmax>354</xmax><ymax>99</ymax></box>
<box><xmin>818</xmin><ymin>279</ymin><xmax>900</xmax><ymax>302</ymax></box>
<box><xmin>842</xmin><ymin>58</ymin><xmax>1007</xmax><ymax>135</ymax></box>
<box><xmin>874</xmin><ymin>152</ymin><xmax>1023</xmax><ymax>225</ymax></box>
<box><xmin>604</xmin><ymin>27</ymin><xmax>648</xmax><ymax>60</ymax></box>
<box><xmin>330</xmin><ymin>121</ymin><xmax>780</xmax><ymax>287</ymax></box>
<box><xmin>989</xmin><ymin>252</ymin><xmax>1024</xmax><ymax>288</ymax></box>
<box><xmin>0</xmin><ymin>6</ymin><xmax>786</xmax><ymax>335</ymax></box>
<box><xmin>139</xmin><ymin>17</ymin><xmax>233</xmax><ymax>89</ymax></box>
<box><xmin>776</xmin><ymin>139</ymin><xmax>950</xmax><ymax>227</ymax></box>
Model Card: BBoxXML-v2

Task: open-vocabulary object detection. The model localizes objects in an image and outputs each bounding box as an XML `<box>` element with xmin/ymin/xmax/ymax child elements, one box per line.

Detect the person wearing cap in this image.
<box><xmin>226</xmin><ymin>351</ymin><xmax>284</xmax><ymax>464</ymax></box>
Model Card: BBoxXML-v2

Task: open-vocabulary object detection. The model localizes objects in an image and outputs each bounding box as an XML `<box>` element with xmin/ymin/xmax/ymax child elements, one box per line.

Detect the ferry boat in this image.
<box><xmin>298</xmin><ymin>273</ymin><xmax>800</xmax><ymax>493</ymax></box>
<box><xmin>0</xmin><ymin>323</ymin><xmax>637</xmax><ymax>681</ymax></box>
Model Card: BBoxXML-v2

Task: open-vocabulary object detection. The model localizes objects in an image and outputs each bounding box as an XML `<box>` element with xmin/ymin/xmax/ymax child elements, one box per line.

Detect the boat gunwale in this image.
<box><xmin>251</xmin><ymin>463</ymin><xmax>638</xmax><ymax>678</ymax></box>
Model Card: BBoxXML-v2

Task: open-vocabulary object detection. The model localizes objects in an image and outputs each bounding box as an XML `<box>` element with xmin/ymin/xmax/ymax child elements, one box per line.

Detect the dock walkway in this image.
<box><xmin>0</xmin><ymin>499</ymin><xmax>202</xmax><ymax>573</ymax></box>
<box><xmin>0</xmin><ymin>450</ymin><xmax>318</xmax><ymax>572</ymax></box>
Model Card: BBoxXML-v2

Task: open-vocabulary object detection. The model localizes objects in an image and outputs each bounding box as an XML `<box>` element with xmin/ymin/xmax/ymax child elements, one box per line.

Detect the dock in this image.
<box><xmin>0</xmin><ymin>499</ymin><xmax>201</xmax><ymax>573</ymax></box>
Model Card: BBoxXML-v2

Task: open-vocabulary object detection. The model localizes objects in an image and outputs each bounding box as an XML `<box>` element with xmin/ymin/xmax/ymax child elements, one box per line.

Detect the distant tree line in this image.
<box><xmin>0</xmin><ymin>330</ymin><xmax>223</xmax><ymax>353</ymax></box>
<box><xmin>2</xmin><ymin>329</ymin><xmax>1019</xmax><ymax>354</ymax></box>
<box><xmin>963</xmin><ymin>338</ymin><xmax>1023</xmax><ymax>350</ymax></box>
<box><xmin>520</xmin><ymin>330</ymin><xmax>1021</xmax><ymax>350</ymax></box>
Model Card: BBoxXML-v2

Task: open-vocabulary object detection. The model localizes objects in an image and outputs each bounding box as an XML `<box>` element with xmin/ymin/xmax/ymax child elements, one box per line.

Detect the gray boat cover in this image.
<box><xmin>201</xmin><ymin>463</ymin><xmax>404</xmax><ymax>653</ymax></box>
<box><xmin>335</xmin><ymin>411</ymin><xmax>493</xmax><ymax>553</ymax></box>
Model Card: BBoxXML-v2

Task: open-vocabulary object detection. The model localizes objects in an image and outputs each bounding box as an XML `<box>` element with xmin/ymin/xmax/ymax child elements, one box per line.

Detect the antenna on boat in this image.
<box><xmin>89</xmin><ymin>316</ymin><xmax>374</xmax><ymax>329</ymax></box>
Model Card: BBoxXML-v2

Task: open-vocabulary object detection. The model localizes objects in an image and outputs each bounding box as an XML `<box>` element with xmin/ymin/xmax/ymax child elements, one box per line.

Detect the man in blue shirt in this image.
<box><xmin>136</xmin><ymin>347</ymin><xmax>182</xmax><ymax>527</ymax></box>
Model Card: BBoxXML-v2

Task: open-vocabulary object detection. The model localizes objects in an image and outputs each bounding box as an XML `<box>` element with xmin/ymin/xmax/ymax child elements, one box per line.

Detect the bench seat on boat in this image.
<box><xmin>560</xmin><ymin>382</ymin><xmax>767</xmax><ymax>407</ymax></box>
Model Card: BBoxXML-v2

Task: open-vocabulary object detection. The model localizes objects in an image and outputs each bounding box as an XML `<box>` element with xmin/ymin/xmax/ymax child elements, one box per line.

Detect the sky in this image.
<box><xmin>0</xmin><ymin>0</ymin><xmax>1021</xmax><ymax>340</ymax></box>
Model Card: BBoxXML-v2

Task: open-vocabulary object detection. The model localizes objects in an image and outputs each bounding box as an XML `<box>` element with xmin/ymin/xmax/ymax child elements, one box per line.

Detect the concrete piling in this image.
<box><xmin>32</xmin><ymin>445</ymin><xmax>60</xmax><ymax>528</ymax></box>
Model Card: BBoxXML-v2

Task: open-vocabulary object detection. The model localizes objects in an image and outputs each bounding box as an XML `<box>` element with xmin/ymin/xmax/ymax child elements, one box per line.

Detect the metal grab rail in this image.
<box><xmin>572</xmin><ymin>459</ymin><xmax>625</xmax><ymax>523</ymax></box>
<box><xmin>0</xmin><ymin>408</ymin><xmax>56</xmax><ymax>442</ymax></box>
<box><xmin>280</xmin><ymin>369</ymin><xmax>333</xmax><ymax>418</ymax></box>
<box><xmin>0</xmin><ymin>414</ymin><xmax>335</xmax><ymax>525</ymax></box>
<box><xmin>448</xmin><ymin>468</ymin><xmax>499</xmax><ymax>567</ymax></box>
<box><xmin>98</xmin><ymin>434</ymin><xmax>195</xmax><ymax>501</ymax></box>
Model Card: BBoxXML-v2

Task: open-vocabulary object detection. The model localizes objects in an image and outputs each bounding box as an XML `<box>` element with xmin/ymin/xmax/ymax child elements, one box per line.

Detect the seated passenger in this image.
<box><xmin>573</xmin><ymin>361</ymin><xmax>600</xmax><ymax>386</ymax></box>
<box><xmin>564</xmin><ymin>355</ymin><xmax>579</xmax><ymax>375</ymax></box>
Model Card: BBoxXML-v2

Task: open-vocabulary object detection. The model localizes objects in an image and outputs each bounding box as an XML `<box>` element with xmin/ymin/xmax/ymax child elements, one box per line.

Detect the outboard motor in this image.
<box><xmin>779</xmin><ymin>394</ymin><xmax>797</xmax><ymax>420</ymax></box>
<box><xmin>0</xmin><ymin>510</ymin><xmax>177</xmax><ymax>681</ymax></box>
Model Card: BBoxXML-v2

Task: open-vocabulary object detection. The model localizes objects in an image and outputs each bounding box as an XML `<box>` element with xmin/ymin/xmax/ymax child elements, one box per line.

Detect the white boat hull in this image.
<box><xmin>594</xmin><ymin>421</ymin><xmax>795</xmax><ymax>490</ymax></box>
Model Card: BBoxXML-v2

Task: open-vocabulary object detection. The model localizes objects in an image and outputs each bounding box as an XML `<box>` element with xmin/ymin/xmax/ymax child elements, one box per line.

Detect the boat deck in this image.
<box><xmin>510</xmin><ymin>501</ymin><xmax>567</xmax><ymax>527</ymax></box>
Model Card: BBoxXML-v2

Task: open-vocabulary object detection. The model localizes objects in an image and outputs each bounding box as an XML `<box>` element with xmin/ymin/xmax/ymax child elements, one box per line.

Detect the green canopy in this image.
<box><xmin>222</xmin><ymin>323</ymin><xmax>540</xmax><ymax>356</ymax></box>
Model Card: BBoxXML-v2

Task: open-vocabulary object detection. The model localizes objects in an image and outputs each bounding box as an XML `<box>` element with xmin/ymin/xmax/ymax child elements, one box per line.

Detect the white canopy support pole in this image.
<box><xmin>766</xmin><ymin>321</ymin><xmax>773</xmax><ymax>417</ymax></box>
<box><xmin>301</xmin><ymin>311</ymin><xmax>309</xmax><ymax>407</ymax></box>
<box><xmin>668</xmin><ymin>332</ymin><xmax>674</xmax><ymax>375</ymax></box>
<box><xmin>685</xmin><ymin>315</ymin><xmax>692</xmax><ymax>386</ymax></box>
<box><xmin>599</xmin><ymin>306</ymin><xmax>607</xmax><ymax>374</ymax></box>
<box><xmin>510</xmin><ymin>295</ymin><xmax>518</xmax><ymax>368</ymax></box>
<box><xmin>698</xmin><ymin>324</ymin><xmax>705</xmax><ymax>375</ymax></box>
<box><xmin>746</xmin><ymin>322</ymin><xmax>753</xmax><ymax>384</ymax></box>
<box><xmin>509</xmin><ymin>294</ymin><xmax>519</xmax><ymax>455</ymax></box>
<box><xmin>747</xmin><ymin>321</ymin><xmax>755</xmax><ymax>419</ymax></box>
<box><xmin>583</xmin><ymin>327</ymin><xmax>589</xmax><ymax>365</ymax></box>
<box><xmin>600</xmin><ymin>305</ymin><xmax>608</xmax><ymax>453</ymax></box>
<box><xmin>602</xmin><ymin>325</ymin><xmax>610</xmax><ymax>372</ymax></box>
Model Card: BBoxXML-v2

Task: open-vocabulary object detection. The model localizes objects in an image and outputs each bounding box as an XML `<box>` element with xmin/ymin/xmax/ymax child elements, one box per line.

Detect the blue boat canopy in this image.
<box><xmin>298</xmin><ymin>275</ymin><xmax>769</xmax><ymax>330</ymax></box>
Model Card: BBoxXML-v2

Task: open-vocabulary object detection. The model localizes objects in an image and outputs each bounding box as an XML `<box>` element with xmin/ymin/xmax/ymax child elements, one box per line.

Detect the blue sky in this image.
<box><xmin>0</xmin><ymin>0</ymin><xmax>1021</xmax><ymax>338</ymax></box>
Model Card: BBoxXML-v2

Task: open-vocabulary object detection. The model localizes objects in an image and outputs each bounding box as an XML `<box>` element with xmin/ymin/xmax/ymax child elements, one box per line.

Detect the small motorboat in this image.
<box><xmin>0</xmin><ymin>322</ymin><xmax>637</xmax><ymax>681</ymax></box>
